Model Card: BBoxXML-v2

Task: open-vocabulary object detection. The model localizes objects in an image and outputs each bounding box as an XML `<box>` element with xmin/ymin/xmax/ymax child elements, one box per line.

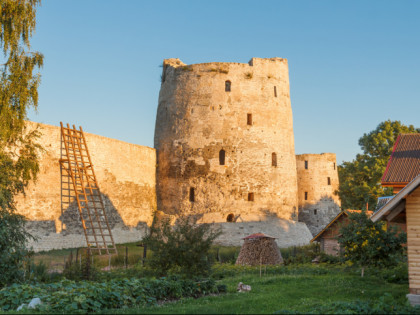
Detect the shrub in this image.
<box><xmin>26</xmin><ymin>261</ymin><xmax>50</xmax><ymax>283</ymax></box>
<box><xmin>143</xmin><ymin>216</ymin><xmax>221</xmax><ymax>277</ymax></box>
<box><xmin>208</xmin><ymin>246</ymin><xmax>240</xmax><ymax>264</ymax></box>
<box><xmin>375</xmin><ymin>262</ymin><xmax>408</xmax><ymax>284</ymax></box>
<box><xmin>318</xmin><ymin>252</ymin><xmax>343</xmax><ymax>264</ymax></box>
<box><xmin>62</xmin><ymin>249</ymin><xmax>98</xmax><ymax>281</ymax></box>
<box><xmin>339</xmin><ymin>211</ymin><xmax>406</xmax><ymax>276</ymax></box>
<box><xmin>280</xmin><ymin>243</ymin><xmax>320</xmax><ymax>265</ymax></box>
<box><xmin>0</xmin><ymin>210</ymin><xmax>35</xmax><ymax>287</ymax></box>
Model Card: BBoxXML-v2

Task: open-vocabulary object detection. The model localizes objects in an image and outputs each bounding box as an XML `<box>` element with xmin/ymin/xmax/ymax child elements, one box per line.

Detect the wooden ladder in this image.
<box><xmin>59</xmin><ymin>122</ymin><xmax>117</xmax><ymax>255</ymax></box>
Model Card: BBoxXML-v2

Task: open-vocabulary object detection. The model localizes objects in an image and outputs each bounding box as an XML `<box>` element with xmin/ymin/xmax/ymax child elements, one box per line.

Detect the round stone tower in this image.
<box><xmin>296</xmin><ymin>153</ymin><xmax>341</xmax><ymax>236</ymax></box>
<box><xmin>154</xmin><ymin>57</ymin><xmax>298</xmax><ymax>221</ymax></box>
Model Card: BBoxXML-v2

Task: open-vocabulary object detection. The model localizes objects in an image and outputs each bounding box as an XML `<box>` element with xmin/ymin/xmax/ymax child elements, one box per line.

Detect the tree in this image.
<box><xmin>338</xmin><ymin>120</ymin><xmax>419</xmax><ymax>210</ymax></box>
<box><xmin>143</xmin><ymin>216</ymin><xmax>222</xmax><ymax>277</ymax></box>
<box><xmin>338</xmin><ymin>211</ymin><xmax>406</xmax><ymax>277</ymax></box>
<box><xmin>0</xmin><ymin>0</ymin><xmax>43</xmax><ymax>286</ymax></box>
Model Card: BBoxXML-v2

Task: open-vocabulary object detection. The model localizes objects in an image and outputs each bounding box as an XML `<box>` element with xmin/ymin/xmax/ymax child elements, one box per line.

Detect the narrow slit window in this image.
<box><xmin>305</xmin><ymin>192</ymin><xmax>308</xmax><ymax>200</ymax></box>
<box><xmin>327</xmin><ymin>177</ymin><xmax>331</xmax><ymax>185</ymax></box>
<box><xmin>272</xmin><ymin>152</ymin><xmax>277</xmax><ymax>167</ymax></box>
<box><xmin>219</xmin><ymin>149</ymin><xmax>226</xmax><ymax>165</ymax></box>
<box><xmin>247</xmin><ymin>113</ymin><xmax>252</xmax><ymax>125</ymax></box>
<box><xmin>305</xmin><ymin>160</ymin><xmax>308</xmax><ymax>169</ymax></box>
<box><xmin>314</xmin><ymin>209</ymin><xmax>317</xmax><ymax>215</ymax></box>
<box><xmin>225</xmin><ymin>80</ymin><xmax>231</xmax><ymax>92</ymax></box>
<box><xmin>333</xmin><ymin>162</ymin><xmax>336</xmax><ymax>170</ymax></box>
<box><xmin>274</xmin><ymin>86</ymin><xmax>277</xmax><ymax>97</ymax></box>
<box><xmin>189</xmin><ymin>187</ymin><xmax>195</xmax><ymax>202</ymax></box>
<box><xmin>248</xmin><ymin>192</ymin><xmax>254</xmax><ymax>202</ymax></box>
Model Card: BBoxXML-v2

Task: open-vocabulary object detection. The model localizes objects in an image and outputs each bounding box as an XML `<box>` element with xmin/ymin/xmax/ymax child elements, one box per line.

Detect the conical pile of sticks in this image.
<box><xmin>235</xmin><ymin>233</ymin><xmax>283</xmax><ymax>266</ymax></box>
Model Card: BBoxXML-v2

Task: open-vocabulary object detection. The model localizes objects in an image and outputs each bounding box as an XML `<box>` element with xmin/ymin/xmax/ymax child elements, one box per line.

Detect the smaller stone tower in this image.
<box><xmin>296</xmin><ymin>153</ymin><xmax>341</xmax><ymax>236</ymax></box>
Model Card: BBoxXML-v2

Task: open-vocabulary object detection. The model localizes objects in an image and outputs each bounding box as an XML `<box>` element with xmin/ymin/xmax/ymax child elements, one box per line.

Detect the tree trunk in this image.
<box><xmin>361</xmin><ymin>266</ymin><xmax>365</xmax><ymax>277</ymax></box>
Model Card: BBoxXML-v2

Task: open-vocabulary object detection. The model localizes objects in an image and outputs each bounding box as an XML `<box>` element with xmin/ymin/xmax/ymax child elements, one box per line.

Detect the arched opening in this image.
<box><xmin>272</xmin><ymin>152</ymin><xmax>277</xmax><ymax>167</ymax></box>
<box><xmin>189</xmin><ymin>187</ymin><xmax>195</xmax><ymax>202</ymax></box>
<box><xmin>225</xmin><ymin>80</ymin><xmax>231</xmax><ymax>92</ymax></box>
<box><xmin>219</xmin><ymin>149</ymin><xmax>226</xmax><ymax>165</ymax></box>
<box><xmin>226</xmin><ymin>213</ymin><xmax>235</xmax><ymax>222</ymax></box>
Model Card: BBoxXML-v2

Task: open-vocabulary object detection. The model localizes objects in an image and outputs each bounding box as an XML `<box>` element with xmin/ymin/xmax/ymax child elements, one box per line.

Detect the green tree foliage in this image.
<box><xmin>338</xmin><ymin>211</ymin><xmax>406</xmax><ymax>276</ymax></box>
<box><xmin>143</xmin><ymin>216</ymin><xmax>222</xmax><ymax>277</ymax></box>
<box><xmin>0</xmin><ymin>0</ymin><xmax>43</xmax><ymax>286</ymax></box>
<box><xmin>338</xmin><ymin>120</ymin><xmax>419</xmax><ymax>210</ymax></box>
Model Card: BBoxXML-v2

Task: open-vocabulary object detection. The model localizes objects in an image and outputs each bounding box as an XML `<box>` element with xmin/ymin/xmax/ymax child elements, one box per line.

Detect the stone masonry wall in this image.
<box><xmin>154</xmin><ymin>57</ymin><xmax>299</xmax><ymax>222</ymax></box>
<box><xmin>15</xmin><ymin>122</ymin><xmax>156</xmax><ymax>252</ymax></box>
<box><xmin>296</xmin><ymin>153</ymin><xmax>341</xmax><ymax>236</ymax></box>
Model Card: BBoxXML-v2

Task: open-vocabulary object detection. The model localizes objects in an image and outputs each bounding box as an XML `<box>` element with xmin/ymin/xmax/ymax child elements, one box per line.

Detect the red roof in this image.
<box><xmin>242</xmin><ymin>233</ymin><xmax>276</xmax><ymax>240</ymax></box>
<box><xmin>382</xmin><ymin>134</ymin><xmax>420</xmax><ymax>186</ymax></box>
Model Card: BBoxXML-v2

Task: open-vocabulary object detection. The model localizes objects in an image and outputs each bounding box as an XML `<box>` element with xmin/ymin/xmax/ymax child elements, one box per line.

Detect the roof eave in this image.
<box><xmin>371</xmin><ymin>174</ymin><xmax>420</xmax><ymax>222</ymax></box>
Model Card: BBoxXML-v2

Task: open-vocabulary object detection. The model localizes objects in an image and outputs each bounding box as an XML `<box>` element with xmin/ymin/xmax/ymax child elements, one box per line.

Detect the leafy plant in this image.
<box><xmin>62</xmin><ymin>249</ymin><xmax>98</xmax><ymax>281</ymax></box>
<box><xmin>280</xmin><ymin>243</ymin><xmax>320</xmax><ymax>265</ymax></box>
<box><xmin>338</xmin><ymin>210</ymin><xmax>406</xmax><ymax>276</ymax></box>
<box><xmin>143</xmin><ymin>216</ymin><xmax>222</xmax><ymax>277</ymax></box>
<box><xmin>0</xmin><ymin>0</ymin><xmax>44</xmax><ymax>287</ymax></box>
<box><xmin>0</xmin><ymin>277</ymin><xmax>219</xmax><ymax>312</ymax></box>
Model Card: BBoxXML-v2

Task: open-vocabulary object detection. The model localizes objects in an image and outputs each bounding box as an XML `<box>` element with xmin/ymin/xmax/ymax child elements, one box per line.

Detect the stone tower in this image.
<box><xmin>154</xmin><ymin>57</ymin><xmax>298</xmax><ymax>221</ymax></box>
<box><xmin>296</xmin><ymin>153</ymin><xmax>341</xmax><ymax>236</ymax></box>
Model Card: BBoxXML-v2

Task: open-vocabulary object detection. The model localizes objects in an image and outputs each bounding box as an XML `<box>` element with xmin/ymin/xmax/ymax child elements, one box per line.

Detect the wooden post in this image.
<box><xmin>143</xmin><ymin>244</ymin><xmax>147</xmax><ymax>266</ymax></box>
<box><xmin>125</xmin><ymin>246</ymin><xmax>128</xmax><ymax>269</ymax></box>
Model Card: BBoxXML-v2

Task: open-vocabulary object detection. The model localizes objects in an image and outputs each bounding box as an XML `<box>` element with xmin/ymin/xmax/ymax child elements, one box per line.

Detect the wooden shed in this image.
<box><xmin>235</xmin><ymin>233</ymin><xmax>283</xmax><ymax>265</ymax></box>
<box><xmin>371</xmin><ymin>174</ymin><xmax>420</xmax><ymax>305</ymax></box>
<box><xmin>311</xmin><ymin>210</ymin><xmax>373</xmax><ymax>256</ymax></box>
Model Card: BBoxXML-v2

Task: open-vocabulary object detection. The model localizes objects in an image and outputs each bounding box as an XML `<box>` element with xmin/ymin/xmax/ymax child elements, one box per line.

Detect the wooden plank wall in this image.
<box><xmin>406</xmin><ymin>187</ymin><xmax>420</xmax><ymax>294</ymax></box>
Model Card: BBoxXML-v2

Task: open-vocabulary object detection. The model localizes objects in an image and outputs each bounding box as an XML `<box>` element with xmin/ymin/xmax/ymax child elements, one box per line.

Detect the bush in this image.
<box><xmin>62</xmin><ymin>249</ymin><xmax>98</xmax><ymax>281</ymax></box>
<box><xmin>339</xmin><ymin>211</ymin><xmax>406</xmax><ymax>276</ymax></box>
<box><xmin>280</xmin><ymin>243</ymin><xmax>320</xmax><ymax>265</ymax></box>
<box><xmin>0</xmin><ymin>210</ymin><xmax>35</xmax><ymax>287</ymax></box>
<box><xmin>208</xmin><ymin>246</ymin><xmax>240</xmax><ymax>264</ymax></box>
<box><xmin>318</xmin><ymin>252</ymin><xmax>343</xmax><ymax>264</ymax></box>
<box><xmin>143</xmin><ymin>216</ymin><xmax>221</xmax><ymax>277</ymax></box>
<box><xmin>375</xmin><ymin>263</ymin><xmax>408</xmax><ymax>284</ymax></box>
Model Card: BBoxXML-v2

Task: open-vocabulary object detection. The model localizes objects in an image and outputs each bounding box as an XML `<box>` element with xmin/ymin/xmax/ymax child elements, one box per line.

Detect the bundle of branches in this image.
<box><xmin>236</xmin><ymin>233</ymin><xmax>283</xmax><ymax>266</ymax></box>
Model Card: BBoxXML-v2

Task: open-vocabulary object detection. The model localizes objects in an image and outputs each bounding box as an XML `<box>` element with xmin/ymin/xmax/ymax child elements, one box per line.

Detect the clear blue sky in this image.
<box><xmin>28</xmin><ymin>0</ymin><xmax>420</xmax><ymax>164</ymax></box>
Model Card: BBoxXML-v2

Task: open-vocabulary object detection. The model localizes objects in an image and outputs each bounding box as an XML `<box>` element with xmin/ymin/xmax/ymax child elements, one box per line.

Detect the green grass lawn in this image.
<box><xmin>103</xmin><ymin>266</ymin><xmax>412</xmax><ymax>314</ymax></box>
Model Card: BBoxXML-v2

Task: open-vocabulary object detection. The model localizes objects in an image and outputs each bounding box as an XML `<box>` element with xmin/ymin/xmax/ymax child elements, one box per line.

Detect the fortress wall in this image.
<box><xmin>296</xmin><ymin>153</ymin><xmax>341</xmax><ymax>236</ymax></box>
<box><xmin>15</xmin><ymin>122</ymin><xmax>156</xmax><ymax>252</ymax></box>
<box><xmin>155</xmin><ymin>57</ymin><xmax>298</xmax><ymax>222</ymax></box>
